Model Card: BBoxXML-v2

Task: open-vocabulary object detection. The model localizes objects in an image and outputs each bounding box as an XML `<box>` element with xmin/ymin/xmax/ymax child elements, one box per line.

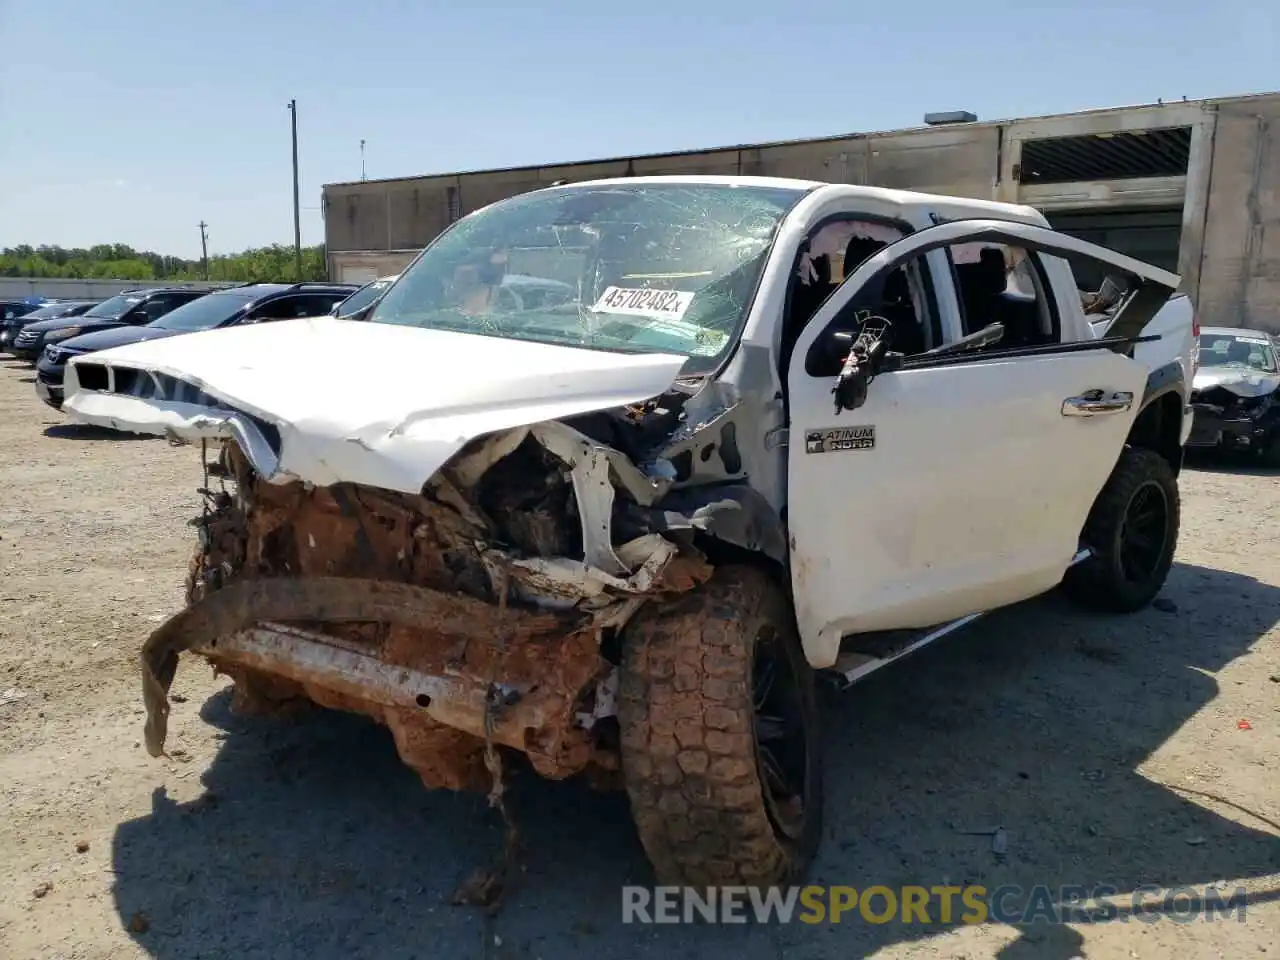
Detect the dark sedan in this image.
<box><xmin>2</xmin><ymin>296</ymin><xmax>49</xmax><ymax>326</ymax></box>
<box><xmin>36</xmin><ymin>282</ymin><xmax>355</xmax><ymax>409</ymax></box>
<box><xmin>10</xmin><ymin>287</ymin><xmax>207</xmax><ymax>362</ymax></box>
<box><xmin>1</xmin><ymin>300</ymin><xmax>99</xmax><ymax>353</ymax></box>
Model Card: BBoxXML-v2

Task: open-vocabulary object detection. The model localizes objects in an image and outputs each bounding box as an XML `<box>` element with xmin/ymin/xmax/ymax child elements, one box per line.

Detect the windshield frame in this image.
<box><xmin>1197</xmin><ymin>332</ymin><xmax>1279</xmax><ymax>374</ymax></box>
<box><xmin>148</xmin><ymin>292</ymin><xmax>256</xmax><ymax>332</ymax></box>
<box><xmin>367</xmin><ymin>181</ymin><xmax>814</xmax><ymax>378</ymax></box>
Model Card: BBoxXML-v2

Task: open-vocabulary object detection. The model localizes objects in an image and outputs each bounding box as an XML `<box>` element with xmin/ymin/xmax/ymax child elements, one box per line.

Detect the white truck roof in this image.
<box><xmin>542</xmin><ymin>174</ymin><xmax>1050</xmax><ymax>227</ymax></box>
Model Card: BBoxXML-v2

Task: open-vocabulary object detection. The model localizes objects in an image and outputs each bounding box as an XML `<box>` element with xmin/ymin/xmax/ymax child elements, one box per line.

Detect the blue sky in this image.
<box><xmin>0</xmin><ymin>0</ymin><xmax>1274</xmax><ymax>259</ymax></box>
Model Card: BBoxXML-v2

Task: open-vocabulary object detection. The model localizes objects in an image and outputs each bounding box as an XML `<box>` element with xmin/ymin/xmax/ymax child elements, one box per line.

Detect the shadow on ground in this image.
<box><xmin>44</xmin><ymin>423</ymin><xmax>154</xmax><ymax>442</ymax></box>
<box><xmin>111</xmin><ymin>562</ymin><xmax>1280</xmax><ymax>960</ymax></box>
<box><xmin>1184</xmin><ymin>449</ymin><xmax>1280</xmax><ymax>478</ymax></box>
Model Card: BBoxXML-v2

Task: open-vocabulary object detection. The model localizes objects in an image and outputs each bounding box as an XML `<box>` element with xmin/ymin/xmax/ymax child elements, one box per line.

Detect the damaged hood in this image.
<box><xmin>1192</xmin><ymin>365</ymin><xmax>1280</xmax><ymax>399</ymax></box>
<box><xmin>63</xmin><ymin>317</ymin><xmax>688</xmax><ymax>493</ymax></box>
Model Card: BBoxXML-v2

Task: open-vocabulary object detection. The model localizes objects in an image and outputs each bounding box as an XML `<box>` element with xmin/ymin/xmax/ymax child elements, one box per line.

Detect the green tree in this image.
<box><xmin>0</xmin><ymin>242</ymin><xmax>330</xmax><ymax>282</ymax></box>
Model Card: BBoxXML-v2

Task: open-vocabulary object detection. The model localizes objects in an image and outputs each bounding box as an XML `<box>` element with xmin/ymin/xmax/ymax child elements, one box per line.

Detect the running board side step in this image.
<box><xmin>824</xmin><ymin>548</ymin><xmax>1093</xmax><ymax>689</ymax></box>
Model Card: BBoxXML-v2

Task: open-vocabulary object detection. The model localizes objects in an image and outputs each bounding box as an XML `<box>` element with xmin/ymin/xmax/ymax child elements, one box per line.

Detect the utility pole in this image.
<box><xmin>360</xmin><ymin>139</ymin><xmax>367</xmax><ymax>181</ymax></box>
<box><xmin>198</xmin><ymin>221</ymin><xmax>209</xmax><ymax>280</ymax></box>
<box><xmin>287</xmin><ymin>99</ymin><xmax>302</xmax><ymax>280</ymax></box>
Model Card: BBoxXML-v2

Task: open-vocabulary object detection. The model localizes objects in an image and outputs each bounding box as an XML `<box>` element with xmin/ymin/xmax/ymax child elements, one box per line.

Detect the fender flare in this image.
<box><xmin>1139</xmin><ymin>358</ymin><xmax>1186</xmax><ymax>412</ymax></box>
<box><xmin>1129</xmin><ymin>359</ymin><xmax>1188</xmax><ymax>474</ymax></box>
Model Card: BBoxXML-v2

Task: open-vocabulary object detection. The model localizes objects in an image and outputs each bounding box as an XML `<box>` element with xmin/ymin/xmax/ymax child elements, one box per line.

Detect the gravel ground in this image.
<box><xmin>0</xmin><ymin>355</ymin><xmax>1277</xmax><ymax>960</ymax></box>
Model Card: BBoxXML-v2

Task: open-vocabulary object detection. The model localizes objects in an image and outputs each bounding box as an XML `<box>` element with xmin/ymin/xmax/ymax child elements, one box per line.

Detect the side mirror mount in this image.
<box><xmin>830</xmin><ymin>330</ymin><xmax>903</xmax><ymax>373</ymax></box>
<box><xmin>829</xmin><ymin>315</ymin><xmax>901</xmax><ymax>414</ymax></box>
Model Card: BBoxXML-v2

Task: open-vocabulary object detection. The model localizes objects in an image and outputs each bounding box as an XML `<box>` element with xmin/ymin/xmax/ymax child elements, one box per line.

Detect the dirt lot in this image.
<box><xmin>0</xmin><ymin>356</ymin><xmax>1277</xmax><ymax>960</ymax></box>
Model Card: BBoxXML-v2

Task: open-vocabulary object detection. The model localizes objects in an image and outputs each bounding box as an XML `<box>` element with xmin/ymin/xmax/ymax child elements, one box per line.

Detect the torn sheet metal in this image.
<box><xmin>64</xmin><ymin>317</ymin><xmax>688</xmax><ymax>494</ymax></box>
<box><xmin>449</xmin><ymin>423</ymin><xmax>679</xmax><ymax>576</ymax></box>
<box><xmin>638</xmin><ymin>484</ymin><xmax>788</xmax><ymax>563</ymax></box>
<box><xmin>62</xmin><ymin>391</ymin><xmax>281</xmax><ymax>469</ymax></box>
<box><xmin>654</xmin><ymin>379</ymin><xmax>753</xmax><ymax>486</ymax></box>
<box><xmin>481</xmin><ymin>534</ymin><xmax>712</xmax><ymax>611</ymax></box>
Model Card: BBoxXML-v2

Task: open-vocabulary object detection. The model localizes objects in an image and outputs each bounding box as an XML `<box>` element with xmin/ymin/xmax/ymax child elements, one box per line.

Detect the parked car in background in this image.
<box><xmin>331</xmin><ymin>275</ymin><xmax>398</xmax><ymax>318</ymax></box>
<box><xmin>2</xmin><ymin>295</ymin><xmax>48</xmax><ymax>315</ymax></box>
<box><xmin>9</xmin><ymin>288</ymin><xmax>208</xmax><ymax>362</ymax></box>
<box><xmin>1</xmin><ymin>296</ymin><xmax>49</xmax><ymax>333</ymax></box>
<box><xmin>1187</xmin><ymin>325</ymin><xmax>1280</xmax><ymax>463</ymax></box>
<box><xmin>36</xmin><ymin>282</ymin><xmax>356</xmax><ymax>409</ymax></box>
<box><xmin>1</xmin><ymin>300</ymin><xmax>100</xmax><ymax>353</ymax></box>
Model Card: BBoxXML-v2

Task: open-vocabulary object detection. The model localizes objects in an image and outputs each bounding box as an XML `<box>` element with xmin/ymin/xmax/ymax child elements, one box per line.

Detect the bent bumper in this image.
<box><xmin>9</xmin><ymin>344</ymin><xmax>41</xmax><ymax>363</ymax></box>
<box><xmin>35</xmin><ymin>377</ymin><xmax>63</xmax><ymax>409</ymax></box>
<box><xmin>1187</xmin><ymin>405</ymin><xmax>1272</xmax><ymax>450</ymax></box>
<box><xmin>141</xmin><ymin>576</ymin><xmax>635</xmax><ymax>789</ymax></box>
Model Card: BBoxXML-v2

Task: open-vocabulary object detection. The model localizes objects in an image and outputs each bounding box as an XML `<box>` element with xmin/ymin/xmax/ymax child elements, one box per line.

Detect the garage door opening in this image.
<box><xmin>1045</xmin><ymin>207</ymin><xmax>1184</xmax><ymax>289</ymax></box>
<box><xmin>339</xmin><ymin>266</ymin><xmax>379</xmax><ymax>285</ymax></box>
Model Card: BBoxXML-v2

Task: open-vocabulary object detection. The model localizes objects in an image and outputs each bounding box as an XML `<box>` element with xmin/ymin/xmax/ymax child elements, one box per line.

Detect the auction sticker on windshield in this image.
<box><xmin>593</xmin><ymin>286</ymin><xmax>695</xmax><ymax>320</ymax></box>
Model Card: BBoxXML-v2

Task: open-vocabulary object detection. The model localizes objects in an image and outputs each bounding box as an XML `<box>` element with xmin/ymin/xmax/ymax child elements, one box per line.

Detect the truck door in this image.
<box><xmin>784</xmin><ymin>219</ymin><xmax>1181</xmax><ymax>669</ymax></box>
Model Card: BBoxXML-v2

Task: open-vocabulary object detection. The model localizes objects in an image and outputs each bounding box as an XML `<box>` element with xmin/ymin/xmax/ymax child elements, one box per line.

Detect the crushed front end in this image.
<box><xmin>143</xmin><ymin>411</ymin><xmax>720</xmax><ymax>792</ymax></box>
<box><xmin>1187</xmin><ymin>385</ymin><xmax>1279</xmax><ymax>452</ymax></box>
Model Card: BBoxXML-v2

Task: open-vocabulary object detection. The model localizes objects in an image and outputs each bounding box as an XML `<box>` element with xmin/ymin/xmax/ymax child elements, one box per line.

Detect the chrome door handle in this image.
<box><xmin>1061</xmin><ymin>390</ymin><xmax>1134</xmax><ymax>417</ymax></box>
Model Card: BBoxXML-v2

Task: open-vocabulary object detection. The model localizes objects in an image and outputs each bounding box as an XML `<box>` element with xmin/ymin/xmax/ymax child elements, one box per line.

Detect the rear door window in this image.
<box><xmin>247</xmin><ymin>294</ymin><xmax>342</xmax><ymax>322</ymax></box>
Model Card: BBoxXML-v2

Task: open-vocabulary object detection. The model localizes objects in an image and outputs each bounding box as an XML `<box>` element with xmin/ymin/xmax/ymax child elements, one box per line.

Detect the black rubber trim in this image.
<box><xmin>897</xmin><ymin>334</ymin><xmax>1160</xmax><ymax>371</ymax></box>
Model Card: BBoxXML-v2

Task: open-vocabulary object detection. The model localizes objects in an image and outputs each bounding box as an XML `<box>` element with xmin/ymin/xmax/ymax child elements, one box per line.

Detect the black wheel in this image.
<box><xmin>617</xmin><ymin>565</ymin><xmax>823</xmax><ymax>887</ymax></box>
<box><xmin>1063</xmin><ymin>446</ymin><xmax>1179</xmax><ymax>612</ymax></box>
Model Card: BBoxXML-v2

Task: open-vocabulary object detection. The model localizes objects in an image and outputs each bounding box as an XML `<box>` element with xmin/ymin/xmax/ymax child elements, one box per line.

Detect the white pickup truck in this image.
<box><xmin>62</xmin><ymin>176</ymin><xmax>1196</xmax><ymax>889</ymax></box>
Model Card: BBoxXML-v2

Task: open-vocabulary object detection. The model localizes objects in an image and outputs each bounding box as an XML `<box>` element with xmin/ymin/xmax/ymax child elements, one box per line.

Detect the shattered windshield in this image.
<box><xmin>1198</xmin><ymin>333</ymin><xmax>1278</xmax><ymax>373</ymax></box>
<box><xmin>368</xmin><ymin>182</ymin><xmax>810</xmax><ymax>374</ymax></box>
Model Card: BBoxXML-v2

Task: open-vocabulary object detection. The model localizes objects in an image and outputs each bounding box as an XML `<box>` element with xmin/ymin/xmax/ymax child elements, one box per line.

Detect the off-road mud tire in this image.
<box><xmin>1063</xmin><ymin>445</ymin><xmax>1180</xmax><ymax>612</ymax></box>
<box><xmin>617</xmin><ymin>564</ymin><xmax>822</xmax><ymax>888</ymax></box>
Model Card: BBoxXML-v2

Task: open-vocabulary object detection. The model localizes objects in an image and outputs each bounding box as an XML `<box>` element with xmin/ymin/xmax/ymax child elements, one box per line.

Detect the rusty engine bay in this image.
<box><xmin>138</xmin><ymin>384</ymin><xmax>772</xmax><ymax>796</ymax></box>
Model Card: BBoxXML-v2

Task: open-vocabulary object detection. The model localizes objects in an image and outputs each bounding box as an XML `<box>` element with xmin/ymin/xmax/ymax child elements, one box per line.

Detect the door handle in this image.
<box><xmin>1061</xmin><ymin>390</ymin><xmax>1134</xmax><ymax>417</ymax></box>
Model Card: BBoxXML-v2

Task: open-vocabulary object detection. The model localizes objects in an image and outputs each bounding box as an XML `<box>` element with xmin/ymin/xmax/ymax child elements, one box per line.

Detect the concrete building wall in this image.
<box><xmin>0</xmin><ymin>277</ymin><xmax>233</xmax><ymax>300</ymax></box>
<box><xmin>1195</xmin><ymin>94</ymin><xmax>1280</xmax><ymax>333</ymax></box>
<box><xmin>323</xmin><ymin>93</ymin><xmax>1280</xmax><ymax>333</ymax></box>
